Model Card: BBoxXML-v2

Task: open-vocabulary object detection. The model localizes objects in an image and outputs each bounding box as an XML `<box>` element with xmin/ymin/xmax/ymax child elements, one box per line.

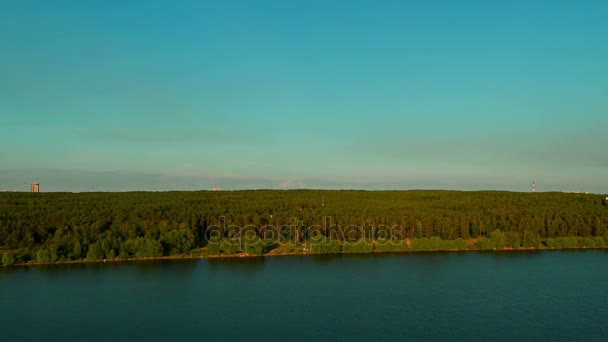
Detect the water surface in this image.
<box><xmin>1</xmin><ymin>251</ymin><xmax>607</xmax><ymax>341</ymax></box>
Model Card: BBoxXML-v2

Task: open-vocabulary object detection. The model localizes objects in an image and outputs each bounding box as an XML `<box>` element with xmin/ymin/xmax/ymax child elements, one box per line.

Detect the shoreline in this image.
<box><xmin>4</xmin><ymin>245</ymin><xmax>608</xmax><ymax>268</ymax></box>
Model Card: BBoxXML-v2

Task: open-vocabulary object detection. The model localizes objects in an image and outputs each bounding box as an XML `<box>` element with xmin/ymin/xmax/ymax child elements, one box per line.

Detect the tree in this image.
<box><xmin>476</xmin><ymin>237</ymin><xmax>494</xmax><ymax>251</ymax></box>
<box><xmin>207</xmin><ymin>241</ymin><xmax>221</xmax><ymax>255</ymax></box>
<box><xmin>244</xmin><ymin>237</ymin><xmax>267</xmax><ymax>255</ymax></box>
<box><xmin>71</xmin><ymin>241</ymin><xmax>82</xmax><ymax>260</ymax></box>
<box><xmin>2</xmin><ymin>253</ymin><xmax>15</xmax><ymax>266</ymax></box>
<box><xmin>309</xmin><ymin>236</ymin><xmax>341</xmax><ymax>254</ymax></box>
<box><xmin>490</xmin><ymin>230</ymin><xmax>505</xmax><ymax>249</ymax></box>
<box><xmin>36</xmin><ymin>249</ymin><xmax>50</xmax><ymax>262</ymax></box>
<box><xmin>160</xmin><ymin>229</ymin><xmax>195</xmax><ymax>255</ymax></box>
<box><xmin>219</xmin><ymin>239</ymin><xmax>240</xmax><ymax>254</ymax></box>
<box><xmin>428</xmin><ymin>236</ymin><xmax>445</xmax><ymax>249</ymax></box>
<box><xmin>136</xmin><ymin>239</ymin><xmax>163</xmax><ymax>258</ymax></box>
<box><xmin>86</xmin><ymin>243</ymin><xmax>104</xmax><ymax>261</ymax></box>
<box><xmin>415</xmin><ymin>221</ymin><xmax>423</xmax><ymax>239</ymax></box>
<box><xmin>1</xmin><ymin>190</ymin><xmax>608</xmax><ymax>261</ymax></box>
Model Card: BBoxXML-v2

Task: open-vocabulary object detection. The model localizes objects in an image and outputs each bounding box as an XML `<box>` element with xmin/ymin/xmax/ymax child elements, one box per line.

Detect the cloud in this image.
<box><xmin>0</xmin><ymin>169</ymin><xmax>316</xmax><ymax>192</ymax></box>
<box><xmin>0</xmin><ymin>167</ymin><xmax>606</xmax><ymax>193</ymax></box>
<box><xmin>344</xmin><ymin>132</ymin><xmax>608</xmax><ymax>171</ymax></box>
<box><xmin>279</xmin><ymin>178</ymin><xmax>305</xmax><ymax>188</ymax></box>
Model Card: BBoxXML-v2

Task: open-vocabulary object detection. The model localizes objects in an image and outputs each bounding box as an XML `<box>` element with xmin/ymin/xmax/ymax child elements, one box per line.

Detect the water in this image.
<box><xmin>1</xmin><ymin>251</ymin><xmax>607</xmax><ymax>341</ymax></box>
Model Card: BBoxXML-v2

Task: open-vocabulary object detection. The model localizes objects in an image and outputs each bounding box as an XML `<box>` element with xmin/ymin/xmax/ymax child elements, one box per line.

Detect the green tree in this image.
<box><xmin>2</xmin><ymin>253</ymin><xmax>15</xmax><ymax>266</ymax></box>
<box><xmin>71</xmin><ymin>241</ymin><xmax>82</xmax><ymax>260</ymax></box>
<box><xmin>476</xmin><ymin>237</ymin><xmax>494</xmax><ymax>250</ymax></box>
<box><xmin>428</xmin><ymin>236</ymin><xmax>445</xmax><ymax>249</ymax></box>
<box><xmin>490</xmin><ymin>230</ymin><xmax>505</xmax><ymax>249</ymax></box>
<box><xmin>593</xmin><ymin>236</ymin><xmax>605</xmax><ymax>247</ymax></box>
<box><xmin>136</xmin><ymin>239</ymin><xmax>163</xmax><ymax>258</ymax></box>
<box><xmin>545</xmin><ymin>238</ymin><xmax>559</xmax><ymax>248</ymax></box>
<box><xmin>505</xmin><ymin>232</ymin><xmax>521</xmax><ymax>249</ymax></box>
<box><xmin>160</xmin><ymin>229</ymin><xmax>195</xmax><ymax>255</ymax></box>
<box><xmin>207</xmin><ymin>241</ymin><xmax>221</xmax><ymax>255</ymax></box>
<box><xmin>583</xmin><ymin>238</ymin><xmax>596</xmax><ymax>248</ymax></box>
<box><xmin>36</xmin><ymin>249</ymin><xmax>50</xmax><ymax>263</ymax></box>
<box><xmin>86</xmin><ymin>243</ymin><xmax>104</xmax><ymax>261</ymax></box>
<box><xmin>244</xmin><ymin>237</ymin><xmax>267</xmax><ymax>255</ymax></box>
<box><xmin>219</xmin><ymin>239</ymin><xmax>240</xmax><ymax>254</ymax></box>
<box><xmin>309</xmin><ymin>236</ymin><xmax>341</xmax><ymax>254</ymax></box>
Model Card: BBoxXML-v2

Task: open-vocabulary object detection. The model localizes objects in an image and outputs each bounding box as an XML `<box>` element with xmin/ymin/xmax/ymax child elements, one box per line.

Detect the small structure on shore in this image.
<box><xmin>603</xmin><ymin>197</ymin><xmax>608</xmax><ymax>206</ymax></box>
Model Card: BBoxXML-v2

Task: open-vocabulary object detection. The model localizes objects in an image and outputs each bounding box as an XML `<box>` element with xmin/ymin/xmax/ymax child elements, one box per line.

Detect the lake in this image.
<box><xmin>1</xmin><ymin>251</ymin><xmax>607</xmax><ymax>341</ymax></box>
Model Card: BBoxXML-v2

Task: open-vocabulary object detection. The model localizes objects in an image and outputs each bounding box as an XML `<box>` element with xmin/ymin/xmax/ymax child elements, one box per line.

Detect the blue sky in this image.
<box><xmin>1</xmin><ymin>0</ymin><xmax>607</xmax><ymax>192</ymax></box>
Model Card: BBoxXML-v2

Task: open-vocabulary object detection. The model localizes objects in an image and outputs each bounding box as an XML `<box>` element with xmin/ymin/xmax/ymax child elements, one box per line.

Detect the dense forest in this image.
<box><xmin>1</xmin><ymin>190</ymin><xmax>607</xmax><ymax>265</ymax></box>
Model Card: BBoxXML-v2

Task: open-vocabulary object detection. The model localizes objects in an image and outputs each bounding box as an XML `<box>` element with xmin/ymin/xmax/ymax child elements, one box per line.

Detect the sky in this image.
<box><xmin>1</xmin><ymin>0</ymin><xmax>607</xmax><ymax>192</ymax></box>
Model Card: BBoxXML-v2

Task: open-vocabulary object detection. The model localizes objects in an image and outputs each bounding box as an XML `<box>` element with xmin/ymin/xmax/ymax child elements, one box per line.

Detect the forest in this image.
<box><xmin>1</xmin><ymin>190</ymin><xmax>608</xmax><ymax>265</ymax></box>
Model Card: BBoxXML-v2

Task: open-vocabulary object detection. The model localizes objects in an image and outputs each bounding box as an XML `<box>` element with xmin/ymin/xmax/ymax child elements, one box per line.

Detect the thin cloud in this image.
<box><xmin>1</xmin><ymin>168</ymin><xmax>606</xmax><ymax>193</ymax></box>
<box><xmin>344</xmin><ymin>133</ymin><xmax>607</xmax><ymax>171</ymax></box>
<box><xmin>279</xmin><ymin>178</ymin><xmax>305</xmax><ymax>189</ymax></box>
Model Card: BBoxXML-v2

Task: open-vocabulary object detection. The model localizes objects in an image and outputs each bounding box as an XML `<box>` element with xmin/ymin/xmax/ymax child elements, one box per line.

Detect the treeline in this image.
<box><xmin>1</xmin><ymin>190</ymin><xmax>607</xmax><ymax>265</ymax></box>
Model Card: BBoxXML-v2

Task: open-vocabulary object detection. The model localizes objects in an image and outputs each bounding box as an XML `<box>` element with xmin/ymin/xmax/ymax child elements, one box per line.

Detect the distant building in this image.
<box><xmin>30</xmin><ymin>182</ymin><xmax>40</xmax><ymax>193</ymax></box>
<box><xmin>603</xmin><ymin>197</ymin><xmax>608</xmax><ymax>206</ymax></box>
<box><xmin>212</xmin><ymin>188</ymin><xmax>221</xmax><ymax>192</ymax></box>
